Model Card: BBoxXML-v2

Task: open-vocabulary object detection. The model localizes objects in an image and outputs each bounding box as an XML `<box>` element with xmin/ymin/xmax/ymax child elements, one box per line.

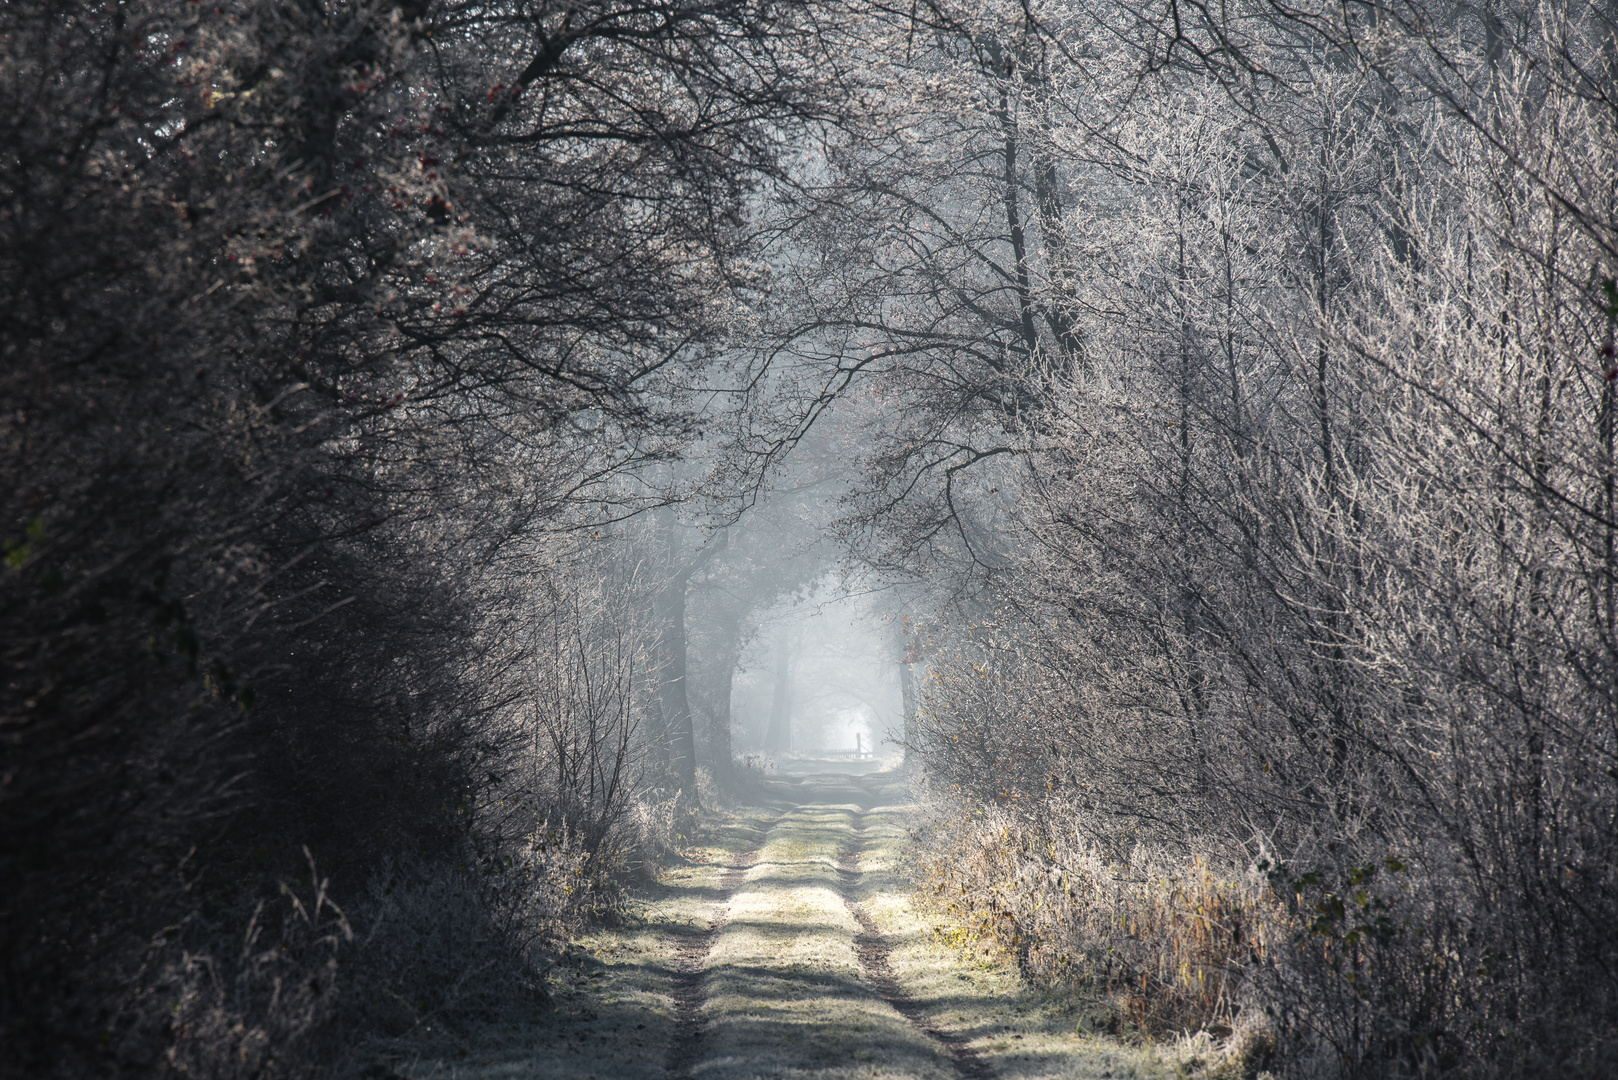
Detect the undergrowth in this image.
<box><xmin>909</xmin><ymin>788</ymin><xmax>1618</xmax><ymax>1079</ymax></box>
<box><xmin>911</xmin><ymin>798</ymin><xmax>1267</xmax><ymax>1038</ymax></box>
<box><xmin>112</xmin><ymin>798</ymin><xmax>688</xmax><ymax>1080</ymax></box>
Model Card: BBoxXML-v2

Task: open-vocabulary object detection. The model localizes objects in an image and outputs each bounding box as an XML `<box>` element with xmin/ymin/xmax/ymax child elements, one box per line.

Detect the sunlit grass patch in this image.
<box><xmin>701</xmin><ymin>793</ymin><xmax>949</xmax><ymax>1080</ymax></box>
<box><xmin>395</xmin><ymin>773</ymin><xmax>1201</xmax><ymax>1080</ymax></box>
<box><xmin>861</xmin><ymin>776</ymin><xmax>1189</xmax><ymax>1079</ymax></box>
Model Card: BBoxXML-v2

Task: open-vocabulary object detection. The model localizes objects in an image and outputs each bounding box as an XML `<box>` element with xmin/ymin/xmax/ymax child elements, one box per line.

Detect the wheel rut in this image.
<box><xmin>663</xmin><ymin>812</ymin><xmax>784</xmax><ymax>1079</ymax></box>
<box><xmin>837</xmin><ymin>810</ymin><xmax>995</xmax><ymax>1080</ymax></box>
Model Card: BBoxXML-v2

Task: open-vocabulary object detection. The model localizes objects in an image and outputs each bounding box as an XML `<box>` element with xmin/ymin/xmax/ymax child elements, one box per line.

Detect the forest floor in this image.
<box><xmin>394</xmin><ymin>766</ymin><xmax>1202</xmax><ymax>1080</ymax></box>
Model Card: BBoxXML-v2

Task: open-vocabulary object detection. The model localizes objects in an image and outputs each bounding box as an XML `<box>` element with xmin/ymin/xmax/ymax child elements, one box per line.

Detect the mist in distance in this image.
<box><xmin>4</xmin><ymin>2</ymin><xmax>1615</xmax><ymax>1078</ymax></box>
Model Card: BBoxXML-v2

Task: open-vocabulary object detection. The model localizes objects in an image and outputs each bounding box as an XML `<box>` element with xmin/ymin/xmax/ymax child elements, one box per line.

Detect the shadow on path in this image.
<box><xmin>837</xmin><ymin>808</ymin><xmax>995</xmax><ymax>1079</ymax></box>
<box><xmin>663</xmin><ymin>810</ymin><xmax>785</xmax><ymax>1079</ymax></box>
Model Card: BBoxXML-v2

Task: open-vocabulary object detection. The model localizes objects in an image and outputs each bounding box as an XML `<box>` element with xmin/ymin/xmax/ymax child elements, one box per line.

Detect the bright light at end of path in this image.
<box><xmin>840</xmin><ymin>705</ymin><xmax>874</xmax><ymax>754</ymax></box>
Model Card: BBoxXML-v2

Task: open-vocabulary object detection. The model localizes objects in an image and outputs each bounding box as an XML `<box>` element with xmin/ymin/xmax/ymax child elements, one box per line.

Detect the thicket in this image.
<box><xmin>871</xmin><ymin>2</ymin><xmax>1618</xmax><ymax>1077</ymax></box>
<box><xmin>0</xmin><ymin>0</ymin><xmax>828</xmax><ymax>1075</ymax></box>
<box><xmin>9</xmin><ymin>0</ymin><xmax>1615</xmax><ymax>1076</ymax></box>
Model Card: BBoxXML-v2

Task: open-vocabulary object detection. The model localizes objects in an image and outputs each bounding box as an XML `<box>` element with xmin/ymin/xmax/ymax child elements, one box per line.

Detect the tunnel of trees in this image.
<box><xmin>3</xmin><ymin>1</ymin><xmax>1615</xmax><ymax>1077</ymax></box>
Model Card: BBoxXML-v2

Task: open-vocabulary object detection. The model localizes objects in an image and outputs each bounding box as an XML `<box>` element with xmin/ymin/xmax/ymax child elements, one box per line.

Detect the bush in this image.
<box><xmin>911</xmin><ymin>794</ymin><xmax>1263</xmax><ymax>1037</ymax></box>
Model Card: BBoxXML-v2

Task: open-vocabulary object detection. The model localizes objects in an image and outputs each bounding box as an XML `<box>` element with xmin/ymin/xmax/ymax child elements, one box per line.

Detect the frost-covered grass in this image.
<box><xmin>395</xmin><ymin>771</ymin><xmax>1196</xmax><ymax>1080</ymax></box>
<box><xmin>853</xmin><ymin>774</ymin><xmax>1183</xmax><ymax>1080</ymax></box>
<box><xmin>700</xmin><ymin>774</ymin><xmax>946</xmax><ymax>1079</ymax></box>
<box><xmin>390</xmin><ymin>798</ymin><xmax>785</xmax><ymax>1080</ymax></box>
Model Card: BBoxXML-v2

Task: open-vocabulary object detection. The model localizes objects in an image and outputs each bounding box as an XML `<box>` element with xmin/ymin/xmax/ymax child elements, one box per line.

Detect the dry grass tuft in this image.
<box><xmin>914</xmin><ymin>801</ymin><xmax>1270</xmax><ymax>1038</ymax></box>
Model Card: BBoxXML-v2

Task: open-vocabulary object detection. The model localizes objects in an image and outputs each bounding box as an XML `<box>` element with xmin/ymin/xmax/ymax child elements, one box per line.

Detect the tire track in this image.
<box><xmin>837</xmin><ymin>812</ymin><xmax>994</xmax><ymax>1080</ymax></box>
<box><xmin>663</xmin><ymin>811</ymin><xmax>784</xmax><ymax>1079</ymax></box>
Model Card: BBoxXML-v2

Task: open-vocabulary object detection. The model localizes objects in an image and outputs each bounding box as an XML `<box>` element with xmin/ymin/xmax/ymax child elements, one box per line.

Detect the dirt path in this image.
<box><xmin>398</xmin><ymin>770</ymin><xmax>1189</xmax><ymax>1080</ymax></box>
<box><xmin>836</xmin><ymin>807</ymin><xmax>993</xmax><ymax>1080</ymax></box>
<box><xmin>665</xmin><ymin>812</ymin><xmax>784</xmax><ymax>1078</ymax></box>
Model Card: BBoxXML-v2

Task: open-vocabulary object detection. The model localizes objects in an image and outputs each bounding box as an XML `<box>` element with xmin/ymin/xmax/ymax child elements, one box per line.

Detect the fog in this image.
<box><xmin>11</xmin><ymin>2</ymin><xmax>1618</xmax><ymax>1076</ymax></box>
<box><xmin>730</xmin><ymin>586</ymin><xmax>903</xmax><ymax>761</ymax></box>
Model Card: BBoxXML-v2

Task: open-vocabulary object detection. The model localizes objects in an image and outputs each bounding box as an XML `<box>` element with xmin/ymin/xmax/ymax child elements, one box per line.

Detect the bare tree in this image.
<box><xmin>0</xmin><ymin>0</ymin><xmax>850</xmax><ymax>1072</ymax></box>
<box><xmin>881</xmin><ymin>0</ymin><xmax>1618</xmax><ymax>1074</ymax></box>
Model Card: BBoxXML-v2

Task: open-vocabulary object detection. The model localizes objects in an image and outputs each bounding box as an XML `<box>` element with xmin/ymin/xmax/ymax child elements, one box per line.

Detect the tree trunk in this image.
<box><xmin>657</xmin><ymin>575</ymin><xmax>698</xmax><ymax>800</ymax></box>
<box><xmin>707</xmin><ymin>612</ymin><xmax>742</xmax><ymax>784</ymax></box>
<box><xmin>764</xmin><ymin>632</ymin><xmax>793</xmax><ymax>752</ymax></box>
<box><xmin>898</xmin><ymin>657</ymin><xmax>916</xmax><ymax>765</ymax></box>
<box><xmin>710</xmin><ymin>651</ymin><xmax>739</xmax><ymax>780</ymax></box>
<box><xmin>895</xmin><ymin>618</ymin><xmax>920</xmax><ymax>764</ymax></box>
